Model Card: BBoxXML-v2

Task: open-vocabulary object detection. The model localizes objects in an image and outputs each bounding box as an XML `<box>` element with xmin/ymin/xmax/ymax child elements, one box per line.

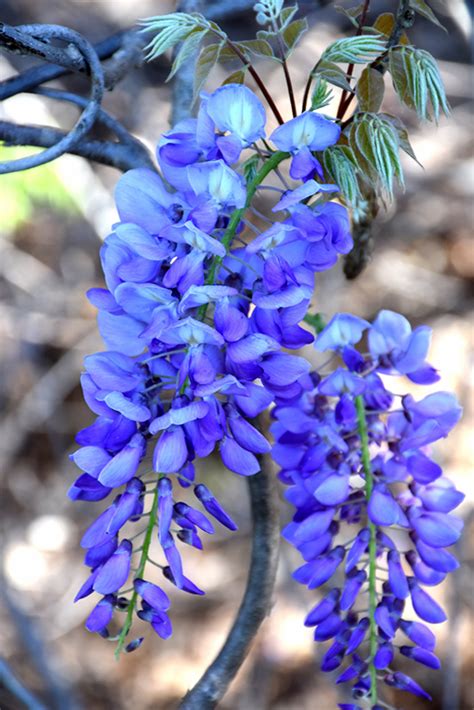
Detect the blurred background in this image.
<box><xmin>0</xmin><ymin>1</ymin><xmax>472</xmax><ymax>708</ymax></box>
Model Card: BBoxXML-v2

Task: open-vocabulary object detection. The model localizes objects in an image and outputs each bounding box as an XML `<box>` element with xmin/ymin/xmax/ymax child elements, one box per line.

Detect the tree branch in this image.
<box><xmin>0</xmin><ymin>657</ymin><xmax>48</xmax><ymax>710</ymax></box>
<box><xmin>0</xmin><ymin>120</ymin><xmax>154</xmax><ymax>171</ymax></box>
<box><xmin>0</xmin><ymin>24</ymin><xmax>105</xmax><ymax>173</ymax></box>
<box><xmin>0</xmin><ymin>30</ymin><xmax>130</xmax><ymax>100</ymax></box>
<box><xmin>0</xmin><ymin>23</ymin><xmax>155</xmax><ymax>173</ymax></box>
<box><xmin>0</xmin><ymin>572</ymin><xmax>79</xmax><ymax>710</ymax></box>
<box><xmin>179</xmin><ymin>456</ymin><xmax>280</xmax><ymax>709</ymax></box>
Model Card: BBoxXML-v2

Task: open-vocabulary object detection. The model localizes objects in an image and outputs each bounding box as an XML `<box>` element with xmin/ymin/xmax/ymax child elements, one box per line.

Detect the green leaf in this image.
<box><xmin>140</xmin><ymin>12</ymin><xmax>212</xmax><ymax>61</ymax></box>
<box><xmin>222</xmin><ymin>69</ymin><xmax>247</xmax><ymax>85</ymax></box>
<box><xmin>167</xmin><ymin>28</ymin><xmax>209</xmax><ymax>81</ymax></box>
<box><xmin>389</xmin><ymin>46</ymin><xmax>449</xmax><ymax>122</ymax></box>
<box><xmin>373</xmin><ymin>12</ymin><xmax>395</xmax><ymax>37</ymax></box>
<box><xmin>410</xmin><ymin>0</ymin><xmax>447</xmax><ymax>31</ymax></box>
<box><xmin>280</xmin><ymin>5</ymin><xmax>298</xmax><ymax>28</ymax></box>
<box><xmin>335</xmin><ymin>3</ymin><xmax>367</xmax><ymax>28</ymax></box>
<box><xmin>310</xmin><ymin>77</ymin><xmax>334</xmax><ymax>110</ymax></box>
<box><xmin>323</xmin><ymin>144</ymin><xmax>362</xmax><ymax>206</ymax></box>
<box><xmin>242</xmin><ymin>154</ymin><xmax>261</xmax><ymax>183</ymax></box>
<box><xmin>313</xmin><ymin>60</ymin><xmax>353</xmax><ymax>93</ymax></box>
<box><xmin>373</xmin><ymin>12</ymin><xmax>410</xmax><ymax>44</ymax></box>
<box><xmin>380</xmin><ymin>113</ymin><xmax>421</xmax><ymax>166</ymax></box>
<box><xmin>239</xmin><ymin>38</ymin><xmax>275</xmax><ymax>59</ymax></box>
<box><xmin>303</xmin><ymin>312</ymin><xmax>326</xmax><ymax>334</ymax></box>
<box><xmin>388</xmin><ymin>47</ymin><xmax>416</xmax><ymax>110</ymax></box>
<box><xmin>321</xmin><ymin>35</ymin><xmax>387</xmax><ymax>64</ymax></box>
<box><xmin>282</xmin><ymin>18</ymin><xmax>308</xmax><ymax>51</ymax></box>
<box><xmin>356</xmin><ymin>66</ymin><xmax>385</xmax><ymax>112</ymax></box>
<box><xmin>193</xmin><ymin>42</ymin><xmax>223</xmax><ymax>101</ymax></box>
<box><xmin>350</xmin><ymin>113</ymin><xmax>404</xmax><ymax>199</ymax></box>
<box><xmin>256</xmin><ymin>29</ymin><xmax>279</xmax><ymax>42</ymax></box>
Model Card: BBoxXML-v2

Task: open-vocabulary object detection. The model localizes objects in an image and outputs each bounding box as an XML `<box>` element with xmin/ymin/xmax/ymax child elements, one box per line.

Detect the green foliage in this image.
<box><xmin>313</xmin><ymin>61</ymin><xmax>353</xmax><ymax>93</ymax></box>
<box><xmin>410</xmin><ymin>0</ymin><xmax>447</xmax><ymax>31</ymax></box>
<box><xmin>349</xmin><ymin>113</ymin><xmax>404</xmax><ymax>199</ymax></box>
<box><xmin>335</xmin><ymin>3</ymin><xmax>368</xmax><ymax>29</ymax></box>
<box><xmin>389</xmin><ymin>46</ymin><xmax>450</xmax><ymax>121</ymax></box>
<box><xmin>242</xmin><ymin>154</ymin><xmax>261</xmax><ymax>183</ymax></box>
<box><xmin>356</xmin><ymin>66</ymin><xmax>385</xmax><ymax>112</ymax></box>
<box><xmin>140</xmin><ymin>12</ymin><xmax>212</xmax><ymax>63</ymax></box>
<box><xmin>222</xmin><ymin>69</ymin><xmax>247</xmax><ymax>86</ymax></box>
<box><xmin>380</xmin><ymin>113</ymin><xmax>421</xmax><ymax>165</ymax></box>
<box><xmin>194</xmin><ymin>42</ymin><xmax>224</xmax><ymax>99</ymax></box>
<box><xmin>0</xmin><ymin>146</ymin><xmax>77</xmax><ymax>232</ymax></box>
<box><xmin>310</xmin><ymin>77</ymin><xmax>334</xmax><ymax>110</ymax></box>
<box><xmin>323</xmin><ymin>145</ymin><xmax>362</xmax><ymax>206</ymax></box>
<box><xmin>282</xmin><ymin>18</ymin><xmax>308</xmax><ymax>52</ymax></box>
<box><xmin>303</xmin><ymin>312</ymin><xmax>326</xmax><ymax>333</ymax></box>
<box><xmin>238</xmin><ymin>39</ymin><xmax>275</xmax><ymax>59</ymax></box>
<box><xmin>321</xmin><ymin>35</ymin><xmax>387</xmax><ymax>64</ymax></box>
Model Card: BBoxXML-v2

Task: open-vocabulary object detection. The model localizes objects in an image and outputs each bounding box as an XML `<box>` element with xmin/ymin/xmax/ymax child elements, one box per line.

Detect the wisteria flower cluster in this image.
<box><xmin>71</xmin><ymin>82</ymin><xmax>351</xmax><ymax>653</ymax></box>
<box><xmin>70</xmin><ymin>5</ymin><xmax>462</xmax><ymax>705</ymax></box>
<box><xmin>274</xmin><ymin>311</ymin><xmax>463</xmax><ymax>705</ymax></box>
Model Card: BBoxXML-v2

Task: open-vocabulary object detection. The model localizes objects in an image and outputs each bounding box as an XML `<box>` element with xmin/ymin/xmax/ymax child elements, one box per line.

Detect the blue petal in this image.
<box><xmin>206</xmin><ymin>84</ymin><xmax>266</xmax><ymax>145</ymax></box>
<box><xmin>409</xmin><ymin>579</ymin><xmax>446</xmax><ymax>623</ymax></box>
<box><xmin>93</xmin><ymin>539</ymin><xmax>132</xmax><ymax>594</ymax></box>
<box><xmin>229</xmin><ymin>413</ymin><xmax>271</xmax><ymax>454</ymax></box>
<box><xmin>104</xmin><ymin>392</ymin><xmax>151</xmax><ymax>422</ymax></box>
<box><xmin>98</xmin><ymin>435</ymin><xmax>144</xmax><ymax>488</ymax></box>
<box><xmin>153</xmin><ymin>427</ymin><xmax>188</xmax><ymax>474</ymax></box>
<box><xmin>134</xmin><ymin>578</ymin><xmax>170</xmax><ymax>611</ymax></box>
<box><xmin>85</xmin><ymin>596</ymin><xmax>114</xmax><ymax>633</ymax></box>
<box><xmin>220</xmin><ymin>436</ymin><xmax>260</xmax><ymax>475</ymax></box>
<box><xmin>115</xmin><ymin>169</ymin><xmax>174</xmax><ymax>233</ymax></box>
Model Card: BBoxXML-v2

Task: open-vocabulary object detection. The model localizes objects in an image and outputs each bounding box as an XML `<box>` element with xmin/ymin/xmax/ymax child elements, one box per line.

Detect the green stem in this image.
<box><xmin>355</xmin><ymin>395</ymin><xmax>378</xmax><ymax>705</ymax></box>
<box><xmin>114</xmin><ymin>482</ymin><xmax>160</xmax><ymax>659</ymax></box>
<box><xmin>197</xmin><ymin>150</ymin><xmax>289</xmax><ymax>320</ymax></box>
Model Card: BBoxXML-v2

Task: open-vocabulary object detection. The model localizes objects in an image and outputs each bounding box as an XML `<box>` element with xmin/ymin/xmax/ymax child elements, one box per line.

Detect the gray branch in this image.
<box><xmin>0</xmin><ymin>658</ymin><xmax>48</xmax><ymax>710</ymax></box>
<box><xmin>0</xmin><ymin>120</ymin><xmax>154</xmax><ymax>171</ymax></box>
<box><xmin>179</xmin><ymin>457</ymin><xmax>280</xmax><ymax>709</ymax></box>
<box><xmin>0</xmin><ymin>24</ymin><xmax>105</xmax><ymax>174</ymax></box>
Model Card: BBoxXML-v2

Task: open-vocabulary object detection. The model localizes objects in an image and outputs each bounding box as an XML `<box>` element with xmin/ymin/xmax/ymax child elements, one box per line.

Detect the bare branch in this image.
<box><xmin>0</xmin><ymin>24</ymin><xmax>104</xmax><ymax>174</ymax></box>
<box><xmin>0</xmin><ymin>30</ymin><xmax>129</xmax><ymax>100</ymax></box>
<box><xmin>0</xmin><ymin>658</ymin><xmax>48</xmax><ymax>710</ymax></box>
<box><xmin>0</xmin><ymin>24</ymin><xmax>155</xmax><ymax>172</ymax></box>
<box><xmin>0</xmin><ymin>120</ymin><xmax>154</xmax><ymax>172</ymax></box>
<box><xmin>0</xmin><ymin>573</ymin><xmax>80</xmax><ymax>710</ymax></box>
<box><xmin>179</xmin><ymin>454</ymin><xmax>280</xmax><ymax>709</ymax></box>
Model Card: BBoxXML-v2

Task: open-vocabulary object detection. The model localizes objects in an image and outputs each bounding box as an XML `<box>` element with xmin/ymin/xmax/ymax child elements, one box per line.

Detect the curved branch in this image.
<box><xmin>0</xmin><ymin>658</ymin><xmax>48</xmax><ymax>710</ymax></box>
<box><xmin>179</xmin><ymin>455</ymin><xmax>280</xmax><ymax>709</ymax></box>
<box><xmin>0</xmin><ymin>25</ymin><xmax>104</xmax><ymax>174</ymax></box>
<box><xmin>31</xmin><ymin>87</ymin><xmax>149</xmax><ymax>152</ymax></box>
<box><xmin>0</xmin><ymin>120</ymin><xmax>154</xmax><ymax>172</ymax></box>
<box><xmin>0</xmin><ymin>30</ymin><xmax>130</xmax><ymax>100</ymax></box>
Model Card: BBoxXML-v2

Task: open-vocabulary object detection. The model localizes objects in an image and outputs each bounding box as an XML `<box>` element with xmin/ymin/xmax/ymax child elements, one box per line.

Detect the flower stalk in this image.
<box><xmin>355</xmin><ymin>394</ymin><xmax>378</xmax><ymax>705</ymax></box>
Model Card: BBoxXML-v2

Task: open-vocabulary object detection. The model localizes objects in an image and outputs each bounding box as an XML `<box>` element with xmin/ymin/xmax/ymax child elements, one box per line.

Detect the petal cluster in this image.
<box><xmin>273</xmin><ymin>312</ymin><xmax>462</xmax><ymax>704</ymax></box>
<box><xmin>71</xmin><ymin>84</ymin><xmax>352</xmax><ymax>651</ymax></box>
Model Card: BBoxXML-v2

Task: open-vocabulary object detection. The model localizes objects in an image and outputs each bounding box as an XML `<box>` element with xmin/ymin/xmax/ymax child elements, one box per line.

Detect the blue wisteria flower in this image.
<box><xmin>70</xmin><ymin>51</ymin><xmax>463</xmax><ymax>710</ymax></box>
<box><xmin>273</xmin><ymin>312</ymin><xmax>462</xmax><ymax>705</ymax></box>
<box><xmin>71</xmin><ymin>81</ymin><xmax>356</xmax><ymax>658</ymax></box>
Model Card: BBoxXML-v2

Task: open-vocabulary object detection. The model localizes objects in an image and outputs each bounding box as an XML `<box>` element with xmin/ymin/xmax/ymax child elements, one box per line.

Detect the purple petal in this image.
<box><xmin>220</xmin><ymin>437</ymin><xmax>260</xmax><ymax>476</ymax></box>
<box><xmin>153</xmin><ymin>427</ymin><xmax>188</xmax><ymax>474</ymax></box>
<box><xmin>93</xmin><ymin>539</ymin><xmax>132</xmax><ymax>594</ymax></box>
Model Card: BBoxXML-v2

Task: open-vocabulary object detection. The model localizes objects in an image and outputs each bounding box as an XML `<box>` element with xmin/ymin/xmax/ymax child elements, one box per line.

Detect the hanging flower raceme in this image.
<box><xmin>272</xmin><ymin>311</ymin><xmax>463</xmax><ymax>706</ymax></box>
<box><xmin>70</xmin><ymin>82</ymin><xmax>350</xmax><ymax>654</ymax></box>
